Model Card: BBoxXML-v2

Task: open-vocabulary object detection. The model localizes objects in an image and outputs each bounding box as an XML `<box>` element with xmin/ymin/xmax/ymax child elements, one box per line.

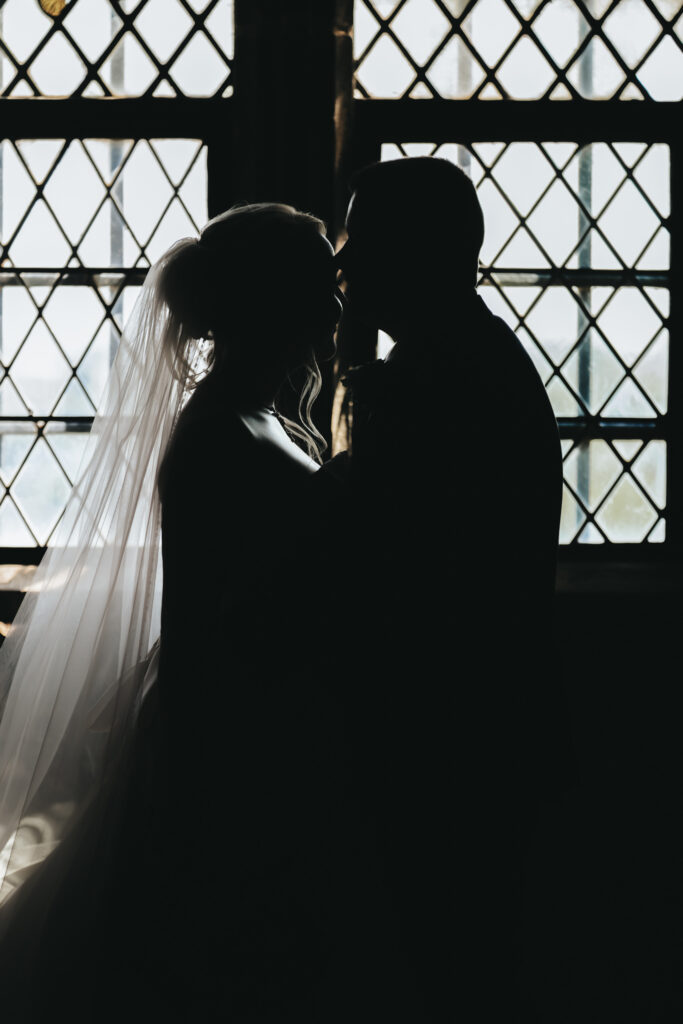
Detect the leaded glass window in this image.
<box><xmin>0</xmin><ymin>0</ymin><xmax>233</xmax><ymax>97</ymax></box>
<box><xmin>354</xmin><ymin>0</ymin><xmax>683</xmax><ymax>100</ymax></box>
<box><xmin>0</xmin><ymin>2</ymin><xmax>678</xmax><ymax>554</ymax></box>
<box><xmin>0</xmin><ymin>138</ymin><xmax>207</xmax><ymax>545</ymax></box>
<box><xmin>351</xmin><ymin>0</ymin><xmax>680</xmax><ymax>551</ymax></box>
<box><xmin>0</xmin><ymin>0</ymin><xmax>228</xmax><ymax>552</ymax></box>
<box><xmin>377</xmin><ymin>140</ymin><xmax>670</xmax><ymax>544</ymax></box>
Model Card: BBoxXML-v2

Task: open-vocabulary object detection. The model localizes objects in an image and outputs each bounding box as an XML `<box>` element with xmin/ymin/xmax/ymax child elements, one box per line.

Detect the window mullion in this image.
<box><xmin>666</xmin><ymin>139</ymin><xmax>682</xmax><ymax>555</ymax></box>
<box><xmin>0</xmin><ymin>97</ymin><xmax>230</xmax><ymax>142</ymax></box>
<box><xmin>354</xmin><ymin>98</ymin><xmax>681</xmax><ymax>146</ymax></box>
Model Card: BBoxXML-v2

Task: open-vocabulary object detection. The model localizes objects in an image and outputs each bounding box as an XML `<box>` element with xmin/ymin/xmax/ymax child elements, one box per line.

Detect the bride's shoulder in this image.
<box><xmin>158</xmin><ymin>389</ymin><xmax>253</xmax><ymax>500</ymax></box>
<box><xmin>181</xmin><ymin>385</ymin><xmax>250</xmax><ymax>442</ymax></box>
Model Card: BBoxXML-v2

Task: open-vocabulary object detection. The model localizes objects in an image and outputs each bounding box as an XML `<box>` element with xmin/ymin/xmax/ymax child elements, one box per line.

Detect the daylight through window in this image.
<box><xmin>0</xmin><ymin>138</ymin><xmax>207</xmax><ymax>544</ymax></box>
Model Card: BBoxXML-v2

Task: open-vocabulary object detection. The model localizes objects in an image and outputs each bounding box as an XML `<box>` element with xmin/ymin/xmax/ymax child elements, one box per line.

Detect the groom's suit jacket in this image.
<box><xmin>327</xmin><ymin>291</ymin><xmax>573</xmax><ymax>1017</ymax></box>
<box><xmin>344</xmin><ymin>293</ymin><xmax>563</xmax><ymax>678</ymax></box>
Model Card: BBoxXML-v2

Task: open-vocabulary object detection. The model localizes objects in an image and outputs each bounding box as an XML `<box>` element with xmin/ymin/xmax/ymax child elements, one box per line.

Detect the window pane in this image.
<box><xmin>0</xmin><ymin>0</ymin><xmax>233</xmax><ymax>98</ymax></box>
<box><xmin>0</xmin><ymin>138</ymin><xmax>208</xmax><ymax>545</ymax></box>
<box><xmin>560</xmin><ymin>438</ymin><xmax>666</xmax><ymax>543</ymax></box>
<box><xmin>2</xmin><ymin>138</ymin><xmax>207</xmax><ymax>269</ymax></box>
<box><xmin>379</xmin><ymin>141</ymin><xmax>670</xmax><ymax>544</ymax></box>
<box><xmin>355</xmin><ymin>0</ymin><xmax>683</xmax><ymax>100</ymax></box>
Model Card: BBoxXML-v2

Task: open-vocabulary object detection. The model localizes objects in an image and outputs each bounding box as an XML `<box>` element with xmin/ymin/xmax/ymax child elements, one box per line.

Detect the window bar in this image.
<box><xmin>455</xmin><ymin>0</ymin><xmax>471</xmax><ymax>101</ymax></box>
<box><xmin>556</xmin><ymin>418</ymin><xmax>664</xmax><ymax>440</ymax></box>
<box><xmin>667</xmin><ymin>138</ymin><xmax>681</xmax><ymax>551</ymax></box>
<box><xmin>110</xmin><ymin>10</ymin><xmax>125</xmax><ymax>368</ymax></box>
<box><xmin>575</xmin><ymin>23</ymin><xmax>594</xmax><ymax>536</ymax></box>
<box><xmin>456</xmin><ymin>4</ymin><xmax>472</xmax><ymax>177</ymax></box>
<box><xmin>0</xmin><ymin>5</ymin><xmax>5</xmax><ymax>476</ymax></box>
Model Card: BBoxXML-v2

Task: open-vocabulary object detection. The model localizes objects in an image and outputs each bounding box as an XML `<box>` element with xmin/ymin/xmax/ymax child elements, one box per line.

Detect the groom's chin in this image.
<box><xmin>344</xmin><ymin>293</ymin><xmax>381</xmax><ymax>330</ymax></box>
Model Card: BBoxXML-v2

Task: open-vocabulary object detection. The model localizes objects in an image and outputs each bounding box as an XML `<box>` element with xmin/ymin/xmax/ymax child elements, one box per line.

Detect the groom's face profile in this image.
<box><xmin>337</xmin><ymin>192</ymin><xmax>394</xmax><ymax>330</ymax></box>
<box><xmin>337</xmin><ymin>158</ymin><xmax>486</xmax><ymax>337</ymax></box>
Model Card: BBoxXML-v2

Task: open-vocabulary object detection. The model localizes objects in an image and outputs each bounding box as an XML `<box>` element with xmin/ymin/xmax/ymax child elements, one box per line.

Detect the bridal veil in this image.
<box><xmin>0</xmin><ymin>242</ymin><xmax>204</xmax><ymax>913</ymax></box>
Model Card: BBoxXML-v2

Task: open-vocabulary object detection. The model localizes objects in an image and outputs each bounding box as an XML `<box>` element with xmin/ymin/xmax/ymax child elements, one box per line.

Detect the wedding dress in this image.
<box><xmin>0</xmin><ymin>245</ymin><xmax>210</xmax><ymax>1015</ymax></box>
<box><xmin>0</xmin><ymin>251</ymin><xmax>191</xmax><ymax>907</ymax></box>
<box><xmin>0</xmin><ymin>254</ymin><xmax>407</xmax><ymax>1022</ymax></box>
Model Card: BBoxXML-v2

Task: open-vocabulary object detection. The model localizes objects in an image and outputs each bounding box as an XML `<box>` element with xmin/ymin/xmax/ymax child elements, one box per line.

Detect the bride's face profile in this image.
<box><xmin>285</xmin><ymin>232</ymin><xmax>343</xmax><ymax>365</ymax></box>
<box><xmin>205</xmin><ymin>208</ymin><xmax>341</xmax><ymax>376</ymax></box>
<box><xmin>160</xmin><ymin>202</ymin><xmax>342</xmax><ymax>394</ymax></box>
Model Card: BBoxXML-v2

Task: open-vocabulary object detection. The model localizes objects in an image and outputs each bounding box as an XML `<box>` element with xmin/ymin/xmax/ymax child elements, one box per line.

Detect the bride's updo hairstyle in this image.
<box><xmin>156</xmin><ymin>202</ymin><xmax>336</xmax><ymax>460</ymax></box>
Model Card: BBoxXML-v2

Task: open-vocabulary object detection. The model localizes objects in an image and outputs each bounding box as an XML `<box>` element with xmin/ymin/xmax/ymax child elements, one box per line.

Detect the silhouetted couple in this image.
<box><xmin>0</xmin><ymin>160</ymin><xmax>569</xmax><ymax>1022</ymax></box>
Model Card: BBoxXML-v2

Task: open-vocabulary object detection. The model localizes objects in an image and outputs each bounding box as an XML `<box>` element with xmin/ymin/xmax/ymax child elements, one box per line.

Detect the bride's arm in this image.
<box><xmin>159</xmin><ymin>412</ymin><xmax>255</xmax><ymax>666</ymax></box>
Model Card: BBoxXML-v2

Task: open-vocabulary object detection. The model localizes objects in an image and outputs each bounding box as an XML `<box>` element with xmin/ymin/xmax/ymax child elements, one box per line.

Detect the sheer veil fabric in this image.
<box><xmin>0</xmin><ymin>242</ymin><xmax>203</xmax><ymax>918</ymax></box>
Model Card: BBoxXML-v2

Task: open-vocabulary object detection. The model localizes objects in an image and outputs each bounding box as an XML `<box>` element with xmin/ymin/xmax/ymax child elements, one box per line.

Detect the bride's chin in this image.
<box><xmin>315</xmin><ymin>332</ymin><xmax>338</xmax><ymax>363</ymax></box>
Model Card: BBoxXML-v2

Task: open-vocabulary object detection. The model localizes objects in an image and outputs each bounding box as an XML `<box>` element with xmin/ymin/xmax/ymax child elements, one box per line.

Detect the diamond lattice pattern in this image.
<box><xmin>381</xmin><ymin>141</ymin><xmax>669</xmax><ymax>543</ymax></box>
<box><xmin>0</xmin><ymin>0</ymin><xmax>233</xmax><ymax>97</ymax></box>
<box><xmin>0</xmin><ymin>137</ymin><xmax>208</xmax><ymax>545</ymax></box>
<box><xmin>560</xmin><ymin>437</ymin><xmax>665</xmax><ymax>543</ymax></box>
<box><xmin>355</xmin><ymin>0</ymin><xmax>683</xmax><ymax>99</ymax></box>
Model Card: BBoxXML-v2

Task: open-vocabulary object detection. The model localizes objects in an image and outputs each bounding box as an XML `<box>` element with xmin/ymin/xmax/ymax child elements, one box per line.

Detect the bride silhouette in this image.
<box><xmin>0</xmin><ymin>204</ymin><xmax>405</xmax><ymax>1021</ymax></box>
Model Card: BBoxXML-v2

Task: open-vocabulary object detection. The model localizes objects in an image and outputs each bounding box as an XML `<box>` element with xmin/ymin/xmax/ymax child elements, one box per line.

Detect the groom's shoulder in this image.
<box><xmin>343</xmin><ymin>358</ymin><xmax>393</xmax><ymax>401</ymax></box>
<box><xmin>475</xmin><ymin>296</ymin><xmax>551</xmax><ymax>398</ymax></box>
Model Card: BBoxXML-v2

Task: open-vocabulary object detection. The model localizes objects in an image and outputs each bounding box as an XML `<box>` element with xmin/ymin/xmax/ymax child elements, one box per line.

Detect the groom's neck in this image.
<box><xmin>382</xmin><ymin>287</ymin><xmax>478</xmax><ymax>349</ymax></box>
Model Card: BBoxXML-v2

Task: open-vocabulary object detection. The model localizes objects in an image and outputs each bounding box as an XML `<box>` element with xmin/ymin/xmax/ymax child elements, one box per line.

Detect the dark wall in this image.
<box><xmin>522</xmin><ymin>585</ymin><xmax>682</xmax><ymax>1019</ymax></box>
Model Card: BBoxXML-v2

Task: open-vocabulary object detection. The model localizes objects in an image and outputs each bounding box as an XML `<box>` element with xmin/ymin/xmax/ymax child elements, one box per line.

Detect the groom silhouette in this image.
<box><xmin>335</xmin><ymin>157</ymin><xmax>568</xmax><ymax>1020</ymax></box>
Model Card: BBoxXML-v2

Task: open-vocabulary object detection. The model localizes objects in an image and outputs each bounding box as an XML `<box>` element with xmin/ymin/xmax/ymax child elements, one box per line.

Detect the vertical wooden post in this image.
<box><xmin>232</xmin><ymin>0</ymin><xmax>352</xmax><ymax>238</ymax></box>
<box><xmin>232</xmin><ymin>1</ymin><xmax>354</xmax><ymax>446</ymax></box>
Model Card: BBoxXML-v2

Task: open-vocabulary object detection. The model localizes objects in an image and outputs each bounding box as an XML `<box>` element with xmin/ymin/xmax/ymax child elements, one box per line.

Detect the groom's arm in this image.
<box><xmin>319</xmin><ymin>449</ymin><xmax>351</xmax><ymax>482</ymax></box>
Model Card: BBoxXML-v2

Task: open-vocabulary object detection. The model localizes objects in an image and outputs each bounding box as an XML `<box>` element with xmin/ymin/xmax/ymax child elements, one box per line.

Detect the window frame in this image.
<box><xmin>349</xmin><ymin>98</ymin><xmax>682</xmax><ymax>563</ymax></box>
<box><xmin>0</xmin><ymin>0</ymin><xmax>350</xmax><ymax>568</ymax></box>
<box><xmin>0</xmin><ymin>0</ymin><xmax>680</xmax><ymax>567</ymax></box>
<box><xmin>0</xmin><ymin>96</ymin><xmax>233</xmax><ymax>565</ymax></box>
